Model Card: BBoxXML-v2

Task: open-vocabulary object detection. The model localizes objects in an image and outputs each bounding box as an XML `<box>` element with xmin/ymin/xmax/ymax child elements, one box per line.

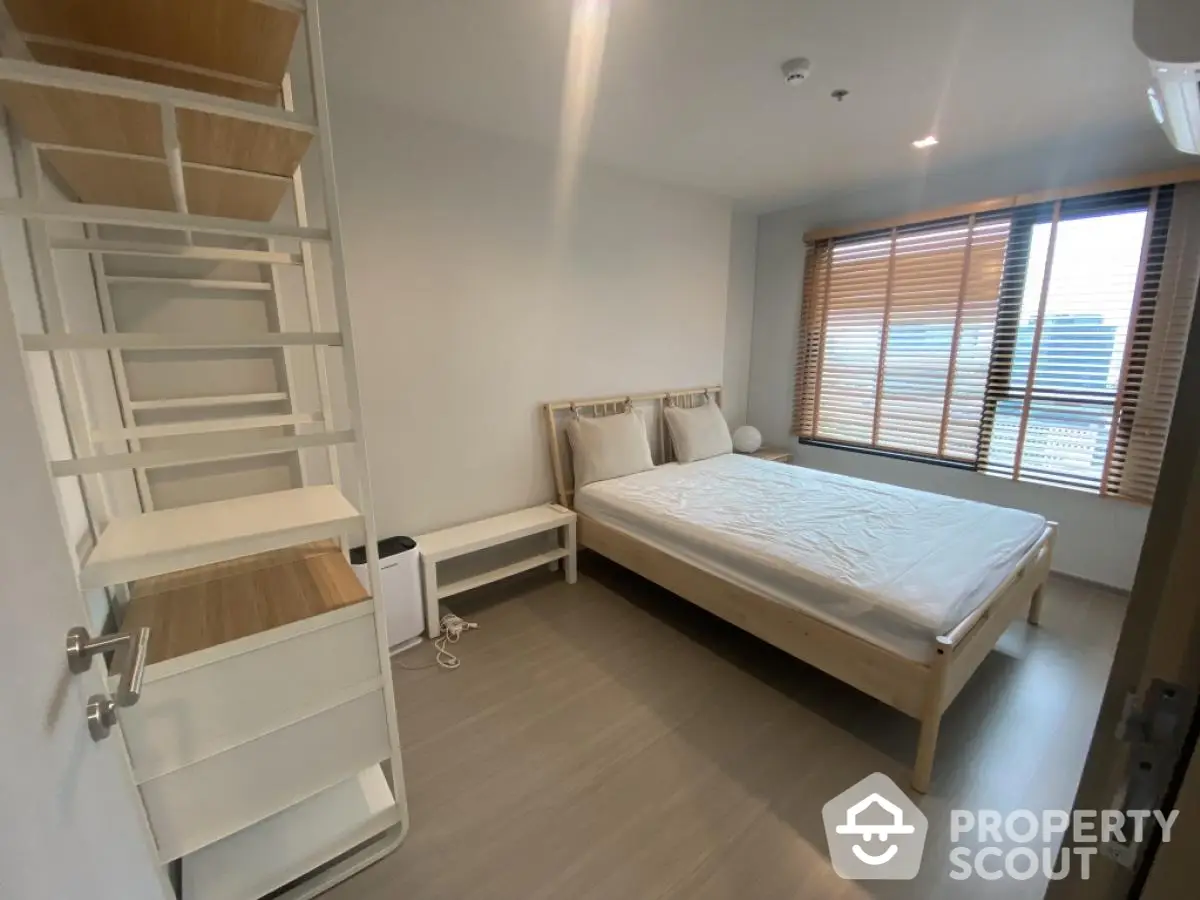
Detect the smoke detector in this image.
<box><xmin>781</xmin><ymin>57</ymin><xmax>812</xmax><ymax>84</ymax></box>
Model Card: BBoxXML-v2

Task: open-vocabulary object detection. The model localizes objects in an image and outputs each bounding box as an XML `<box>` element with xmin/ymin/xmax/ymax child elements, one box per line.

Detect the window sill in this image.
<box><xmin>795</xmin><ymin>438</ymin><xmax>1152</xmax><ymax>507</ymax></box>
<box><xmin>794</xmin><ymin>438</ymin><xmax>977</xmax><ymax>472</ymax></box>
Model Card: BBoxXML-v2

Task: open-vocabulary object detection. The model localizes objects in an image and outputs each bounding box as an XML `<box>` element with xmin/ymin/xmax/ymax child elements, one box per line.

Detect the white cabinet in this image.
<box><xmin>114</xmin><ymin>542</ymin><xmax>406</xmax><ymax>894</ymax></box>
<box><xmin>118</xmin><ymin>606</ymin><xmax>381</xmax><ymax>783</ymax></box>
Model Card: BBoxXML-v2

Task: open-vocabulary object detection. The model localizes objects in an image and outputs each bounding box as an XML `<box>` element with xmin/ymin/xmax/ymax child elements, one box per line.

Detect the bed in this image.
<box><xmin>543</xmin><ymin>386</ymin><xmax>1056</xmax><ymax>792</ymax></box>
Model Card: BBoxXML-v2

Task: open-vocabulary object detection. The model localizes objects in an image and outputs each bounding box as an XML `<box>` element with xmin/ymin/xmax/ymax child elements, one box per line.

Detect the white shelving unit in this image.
<box><xmin>0</xmin><ymin>2</ymin><xmax>407</xmax><ymax>899</ymax></box>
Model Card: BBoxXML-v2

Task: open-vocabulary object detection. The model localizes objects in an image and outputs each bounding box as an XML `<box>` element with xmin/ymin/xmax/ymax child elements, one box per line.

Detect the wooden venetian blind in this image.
<box><xmin>794</xmin><ymin>213</ymin><xmax>1011</xmax><ymax>462</ymax></box>
<box><xmin>977</xmin><ymin>186</ymin><xmax>1199</xmax><ymax>502</ymax></box>
<box><xmin>1105</xmin><ymin>183</ymin><xmax>1200</xmax><ymax>502</ymax></box>
<box><xmin>794</xmin><ymin>183</ymin><xmax>1200</xmax><ymax>502</ymax></box>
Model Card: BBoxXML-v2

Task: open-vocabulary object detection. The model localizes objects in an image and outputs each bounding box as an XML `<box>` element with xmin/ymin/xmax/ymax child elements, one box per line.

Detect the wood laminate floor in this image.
<box><xmin>326</xmin><ymin>555</ymin><xmax>1126</xmax><ymax>900</ymax></box>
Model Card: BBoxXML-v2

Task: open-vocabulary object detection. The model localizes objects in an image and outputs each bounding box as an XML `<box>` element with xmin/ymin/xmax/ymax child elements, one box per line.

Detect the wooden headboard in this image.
<box><xmin>542</xmin><ymin>386</ymin><xmax>722</xmax><ymax>508</ymax></box>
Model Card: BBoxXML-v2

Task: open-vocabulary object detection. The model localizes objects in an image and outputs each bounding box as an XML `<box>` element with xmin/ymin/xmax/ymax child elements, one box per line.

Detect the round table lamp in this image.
<box><xmin>733</xmin><ymin>425</ymin><xmax>762</xmax><ymax>454</ymax></box>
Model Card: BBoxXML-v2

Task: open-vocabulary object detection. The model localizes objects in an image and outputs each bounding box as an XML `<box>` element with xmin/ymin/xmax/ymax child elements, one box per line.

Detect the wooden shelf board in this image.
<box><xmin>39</xmin><ymin>147</ymin><xmax>176</xmax><ymax>212</ymax></box>
<box><xmin>35</xmin><ymin>141</ymin><xmax>297</xmax><ymax>222</ymax></box>
<box><xmin>23</xmin><ymin>40</ymin><xmax>280</xmax><ymax>107</ymax></box>
<box><xmin>0</xmin><ymin>64</ymin><xmax>311</xmax><ymax>221</ymax></box>
<box><xmin>121</xmin><ymin>540</ymin><xmax>369</xmax><ymax>666</ymax></box>
<box><xmin>742</xmin><ymin>447</ymin><xmax>792</xmax><ymax>462</ymax></box>
<box><xmin>177</xmin><ymin>107</ymin><xmax>311</xmax><ymax>177</ymax></box>
<box><xmin>183</xmin><ymin>162</ymin><xmax>294</xmax><ymax>221</ymax></box>
<box><xmin>0</xmin><ymin>56</ymin><xmax>313</xmax><ymax>128</ymax></box>
<box><xmin>439</xmin><ymin>549</ymin><xmax>569</xmax><ymax>599</ymax></box>
<box><xmin>181</xmin><ymin>765</ymin><xmax>399</xmax><ymax>900</ymax></box>
<box><xmin>81</xmin><ymin>485</ymin><xmax>363</xmax><ymax>589</ymax></box>
<box><xmin>6</xmin><ymin>0</ymin><xmax>301</xmax><ymax>92</ymax></box>
<box><xmin>0</xmin><ymin>81</ymin><xmax>165</xmax><ymax>157</ymax></box>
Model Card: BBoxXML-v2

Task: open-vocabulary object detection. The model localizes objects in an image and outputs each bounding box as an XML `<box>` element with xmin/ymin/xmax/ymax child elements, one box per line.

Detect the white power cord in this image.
<box><xmin>433</xmin><ymin>613</ymin><xmax>477</xmax><ymax>670</ymax></box>
<box><xmin>396</xmin><ymin>612</ymin><xmax>478</xmax><ymax>671</ymax></box>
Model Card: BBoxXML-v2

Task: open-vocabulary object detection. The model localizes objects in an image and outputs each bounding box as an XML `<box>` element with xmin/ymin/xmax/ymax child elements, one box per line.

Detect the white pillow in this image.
<box><xmin>567</xmin><ymin>410</ymin><xmax>654</xmax><ymax>489</ymax></box>
<box><xmin>664</xmin><ymin>401</ymin><xmax>733</xmax><ymax>463</ymax></box>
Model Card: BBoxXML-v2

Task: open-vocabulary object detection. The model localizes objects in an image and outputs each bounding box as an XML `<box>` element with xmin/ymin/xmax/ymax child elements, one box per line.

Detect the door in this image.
<box><xmin>1138</xmin><ymin>739</ymin><xmax>1199</xmax><ymax>899</ymax></box>
<box><xmin>1044</xmin><ymin>275</ymin><xmax>1200</xmax><ymax>898</ymax></box>
<box><xmin>0</xmin><ymin>264</ymin><xmax>167</xmax><ymax>898</ymax></box>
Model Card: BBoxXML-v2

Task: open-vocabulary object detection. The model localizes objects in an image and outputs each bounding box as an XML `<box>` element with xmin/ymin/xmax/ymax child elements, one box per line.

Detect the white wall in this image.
<box><xmin>327</xmin><ymin>99</ymin><xmax>736</xmax><ymax>536</ymax></box>
<box><xmin>746</xmin><ymin>158</ymin><xmax>1175</xmax><ymax>590</ymax></box>
<box><xmin>100</xmin><ymin>228</ymin><xmax>303</xmax><ymax>510</ymax></box>
<box><xmin>722</xmin><ymin>212</ymin><xmax>757</xmax><ymax>428</ymax></box>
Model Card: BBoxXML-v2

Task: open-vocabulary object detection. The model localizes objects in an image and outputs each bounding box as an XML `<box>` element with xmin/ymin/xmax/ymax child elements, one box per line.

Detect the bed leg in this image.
<box><xmin>1028</xmin><ymin>525</ymin><xmax>1056</xmax><ymax>627</ymax></box>
<box><xmin>565</xmin><ymin>519</ymin><xmax>578</xmax><ymax>585</ymax></box>
<box><xmin>1027</xmin><ymin>584</ymin><xmax>1044</xmax><ymax>626</ymax></box>
<box><xmin>913</xmin><ymin>713</ymin><xmax>940</xmax><ymax>794</ymax></box>
<box><xmin>913</xmin><ymin>646</ymin><xmax>948</xmax><ymax>794</ymax></box>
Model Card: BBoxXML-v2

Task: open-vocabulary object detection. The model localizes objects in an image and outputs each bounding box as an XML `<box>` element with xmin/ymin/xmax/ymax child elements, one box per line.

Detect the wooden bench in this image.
<box><xmin>415</xmin><ymin>504</ymin><xmax>577</xmax><ymax>637</ymax></box>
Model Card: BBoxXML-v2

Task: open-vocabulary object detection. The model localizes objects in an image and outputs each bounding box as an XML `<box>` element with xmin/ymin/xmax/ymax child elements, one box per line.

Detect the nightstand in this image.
<box><xmin>743</xmin><ymin>447</ymin><xmax>791</xmax><ymax>463</ymax></box>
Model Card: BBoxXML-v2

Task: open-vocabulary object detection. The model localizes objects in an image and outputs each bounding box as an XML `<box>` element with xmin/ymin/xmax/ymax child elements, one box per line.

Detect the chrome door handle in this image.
<box><xmin>67</xmin><ymin>625</ymin><xmax>151</xmax><ymax>706</ymax></box>
<box><xmin>66</xmin><ymin>625</ymin><xmax>151</xmax><ymax>742</ymax></box>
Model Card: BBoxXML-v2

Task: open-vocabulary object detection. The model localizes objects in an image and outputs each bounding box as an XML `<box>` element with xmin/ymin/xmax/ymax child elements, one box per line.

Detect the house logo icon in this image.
<box><xmin>822</xmin><ymin>772</ymin><xmax>929</xmax><ymax>880</ymax></box>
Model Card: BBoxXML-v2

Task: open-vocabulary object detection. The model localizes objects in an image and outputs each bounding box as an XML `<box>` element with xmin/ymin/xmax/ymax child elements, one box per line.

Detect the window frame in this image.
<box><xmin>975</xmin><ymin>196</ymin><xmax>1153</xmax><ymax>484</ymax></box>
<box><xmin>795</xmin><ymin>189</ymin><xmax>1171</xmax><ymax>496</ymax></box>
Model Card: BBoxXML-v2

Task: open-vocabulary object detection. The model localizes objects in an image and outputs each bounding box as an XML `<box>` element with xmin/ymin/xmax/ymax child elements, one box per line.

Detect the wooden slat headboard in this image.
<box><xmin>542</xmin><ymin>386</ymin><xmax>722</xmax><ymax>508</ymax></box>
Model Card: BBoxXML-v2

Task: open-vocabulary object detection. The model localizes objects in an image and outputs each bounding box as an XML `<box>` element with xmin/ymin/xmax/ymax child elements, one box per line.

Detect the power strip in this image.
<box><xmin>433</xmin><ymin>613</ymin><xmax>477</xmax><ymax>669</ymax></box>
<box><xmin>393</xmin><ymin>612</ymin><xmax>479</xmax><ymax>671</ymax></box>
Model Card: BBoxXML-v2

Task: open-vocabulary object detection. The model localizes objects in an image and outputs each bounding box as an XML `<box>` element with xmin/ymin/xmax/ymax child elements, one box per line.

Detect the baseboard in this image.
<box><xmin>388</xmin><ymin>635</ymin><xmax>423</xmax><ymax>656</ymax></box>
<box><xmin>1051</xmin><ymin>568</ymin><xmax>1130</xmax><ymax>598</ymax></box>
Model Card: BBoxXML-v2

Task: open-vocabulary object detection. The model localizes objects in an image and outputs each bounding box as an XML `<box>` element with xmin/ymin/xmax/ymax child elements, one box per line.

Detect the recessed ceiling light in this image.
<box><xmin>912</xmin><ymin>135</ymin><xmax>939</xmax><ymax>149</ymax></box>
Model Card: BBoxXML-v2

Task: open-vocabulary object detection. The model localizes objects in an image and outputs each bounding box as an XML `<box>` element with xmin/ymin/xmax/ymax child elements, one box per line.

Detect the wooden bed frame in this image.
<box><xmin>543</xmin><ymin>386</ymin><xmax>1056</xmax><ymax>793</ymax></box>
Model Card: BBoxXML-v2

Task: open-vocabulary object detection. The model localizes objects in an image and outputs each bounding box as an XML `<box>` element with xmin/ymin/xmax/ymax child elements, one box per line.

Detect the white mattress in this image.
<box><xmin>576</xmin><ymin>454</ymin><xmax>1048</xmax><ymax>661</ymax></box>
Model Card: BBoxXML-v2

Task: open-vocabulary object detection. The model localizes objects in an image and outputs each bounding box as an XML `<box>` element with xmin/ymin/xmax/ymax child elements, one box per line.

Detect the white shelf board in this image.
<box><xmin>81</xmin><ymin>485</ymin><xmax>362</xmax><ymax>589</ymax></box>
<box><xmin>439</xmin><ymin>548</ymin><xmax>568</xmax><ymax>599</ymax></box>
<box><xmin>128</xmin><ymin>392</ymin><xmax>289</xmax><ymax>411</ymax></box>
<box><xmin>23</xmin><ymin>332</ymin><xmax>342</xmax><ymax>351</ymax></box>
<box><xmin>182</xmin><ymin>764</ymin><xmax>399</xmax><ymax>900</ymax></box>
<box><xmin>105</xmin><ymin>276</ymin><xmax>273</xmax><ymax>292</ymax></box>
<box><xmin>51</xmin><ymin>238</ymin><xmax>302</xmax><ymax>266</ymax></box>
<box><xmin>0</xmin><ymin>198</ymin><xmax>328</xmax><ymax>241</ymax></box>
<box><xmin>416</xmin><ymin>503</ymin><xmax>575</xmax><ymax>561</ymax></box>
<box><xmin>51</xmin><ymin>430</ymin><xmax>356</xmax><ymax>477</ymax></box>
<box><xmin>92</xmin><ymin>412</ymin><xmax>320</xmax><ymax>442</ymax></box>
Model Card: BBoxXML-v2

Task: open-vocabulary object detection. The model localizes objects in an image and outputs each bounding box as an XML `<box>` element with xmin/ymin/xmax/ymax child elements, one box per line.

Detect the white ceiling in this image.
<box><xmin>321</xmin><ymin>0</ymin><xmax>1184</xmax><ymax>210</ymax></box>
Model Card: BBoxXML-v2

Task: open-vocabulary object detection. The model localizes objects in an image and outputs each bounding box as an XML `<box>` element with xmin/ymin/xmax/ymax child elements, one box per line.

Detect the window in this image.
<box><xmin>794</xmin><ymin>184</ymin><xmax>1200</xmax><ymax>503</ymax></box>
<box><xmin>795</xmin><ymin>214</ymin><xmax>1011</xmax><ymax>463</ymax></box>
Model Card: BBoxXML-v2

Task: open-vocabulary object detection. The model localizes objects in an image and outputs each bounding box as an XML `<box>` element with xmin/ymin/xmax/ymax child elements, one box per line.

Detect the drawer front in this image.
<box><xmin>141</xmin><ymin>687</ymin><xmax>391</xmax><ymax>861</ymax></box>
<box><xmin>118</xmin><ymin>606</ymin><xmax>382</xmax><ymax>783</ymax></box>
